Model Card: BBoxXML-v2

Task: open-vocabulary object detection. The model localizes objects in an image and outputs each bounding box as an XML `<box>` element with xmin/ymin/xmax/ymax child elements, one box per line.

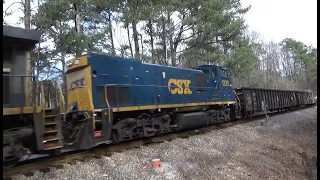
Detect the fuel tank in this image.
<box><xmin>172</xmin><ymin>112</ymin><xmax>207</xmax><ymax>131</ymax></box>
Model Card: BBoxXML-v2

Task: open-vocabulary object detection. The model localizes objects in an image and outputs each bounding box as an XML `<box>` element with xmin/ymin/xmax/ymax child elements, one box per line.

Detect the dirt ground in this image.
<box><xmin>13</xmin><ymin>106</ymin><xmax>317</xmax><ymax>180</ymax></box>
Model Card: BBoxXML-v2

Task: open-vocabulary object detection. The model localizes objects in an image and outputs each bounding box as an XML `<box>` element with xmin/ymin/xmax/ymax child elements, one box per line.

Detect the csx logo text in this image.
<box><xmin>71</xmin><ymin>78</ymin><xmax>85</xmax><ymax>88</ymax></box>
<box><xmin>168</xmin><ymin>78</ymin><xmax>192</xmax><ymax>95</ymax></box>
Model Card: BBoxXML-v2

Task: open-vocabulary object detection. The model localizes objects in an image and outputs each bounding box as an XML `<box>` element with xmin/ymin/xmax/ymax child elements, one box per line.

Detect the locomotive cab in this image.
<box><xmin>3</xmin><ymin>26</ymin><xmax>64</xmax><ymax>168</ymax></box>
<box><xmin>195</xmin><ymin>65</ymin><xmax>235</xmax><ymax>102</ymax></box>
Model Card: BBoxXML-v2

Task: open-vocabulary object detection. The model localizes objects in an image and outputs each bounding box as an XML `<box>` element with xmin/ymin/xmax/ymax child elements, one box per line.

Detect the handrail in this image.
<box><xmin>104</xmin><ymin>85</ymin><xmax>112</xmax><ymax>123</ymax></box>
<box><xmin>56</xmin><ymin>81</ymin><xmax>65</xmax><ymax>112</ymax></box>
<box><xmin>55</xmin><ymin>81</ymin><xmax>66</xmax><ymax>122</ymax></box>
<box><xmin>2</xmin><ymin>74</ymin><xmax>34</xmax><ymax>77</ymax></box>
<box><xmin>233</xmin><ymin>90</ymin><xmax>241</xmax><ymax>111</ymax></box>
<box><xmin>84</xmin><ymin>87</ymin><xmax>95</xmax><ymax>130</ymax></box>
<box><xmin>40</xmin><ymin>82</ymin><xmax>46</xmax><ymax>119</ymax></box>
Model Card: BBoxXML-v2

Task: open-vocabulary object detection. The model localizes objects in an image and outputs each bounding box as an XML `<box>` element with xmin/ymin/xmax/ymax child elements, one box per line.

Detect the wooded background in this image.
<box><xmin>3</xmin><ymin>0</ymin><xmax>317</xmax><ymax>93</ymax></box>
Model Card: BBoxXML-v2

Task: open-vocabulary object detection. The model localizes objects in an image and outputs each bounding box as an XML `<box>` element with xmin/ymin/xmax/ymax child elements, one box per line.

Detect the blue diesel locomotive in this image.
<box><xmin>63</xmin><ymin>53</ymin><xmax>237</xmax><ymax>149</ymax></box>
<box><xmin>4</xmin><ymin>51</ymin><xmax>316</xmax><ymax>168</ymax></box>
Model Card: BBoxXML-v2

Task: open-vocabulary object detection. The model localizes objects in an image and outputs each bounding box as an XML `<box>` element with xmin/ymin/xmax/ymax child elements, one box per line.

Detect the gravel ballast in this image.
<box><xmin>13</xmin><ymin>107</ymin><xmax>317</xmax><ymax>180</ymax></box>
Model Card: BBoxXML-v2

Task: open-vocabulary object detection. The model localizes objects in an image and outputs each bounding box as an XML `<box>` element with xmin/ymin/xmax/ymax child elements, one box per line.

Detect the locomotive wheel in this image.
<box><xmin>3</xmin><ymin>143</ymin><xmax>26</xmax><ymax>169</ymax></box>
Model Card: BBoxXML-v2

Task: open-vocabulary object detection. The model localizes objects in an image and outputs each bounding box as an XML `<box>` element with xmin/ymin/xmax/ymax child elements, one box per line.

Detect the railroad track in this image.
<box><xmin>3</xmin><ymin>107</ymin><xmax>313</xmax><ymax>179</ymax></box>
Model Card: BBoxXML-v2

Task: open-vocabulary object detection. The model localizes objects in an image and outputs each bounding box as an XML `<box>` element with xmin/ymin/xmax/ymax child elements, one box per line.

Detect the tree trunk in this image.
<box><xmin>126</xmin><ymin>23</ymin><xmax>133</xmax><ymax>58</ymax></box>
<box><xmin>132</xmin><ymin>21</ymin><xmax>140</xmax><ymax>59</ymax></box>
<box><xmin>128</xmin><ymin>0</ymin><xmax>139</xmax><ymax>59</ymax></box>
<box><xmin>171</xmin><ymin>12</ymin><xmax>185</xmax><ymax>67</ymax></box>
<box><xmin>24</xmin><ymin>0</ymin><xmax>30</xmax><ymax>29</ymax></box>
<box><xmin>140</xmin><ymin>34</ymin><xmax>143</xmax><ymax>60</ymax></box>
<box><xmin>161</xmin><ymin>16</ymin><xmax>167</xmax><ymax>65</ymax></box>
<box><xmin>107</xmin><ymin>10</ymin><xmax>116</xmax><ymax>56</ymax></box>
<box><xmin>61</xmin><ymin>54</ymin><xmax>67</xmax><ymax>109</ymax></box>
<box><xmin>74</xmin><ymin>3</ymin><xmax>82</xmax><ymax>57</ymax></box>
<box><xmin>168</xmin><ymin>12</ymin><xmax>174</xmax><ymax>66</ymax></box>
<box><xmin>171</xmin><ymin>49</ymin><xmax>177</xmax><ymax>67</ymax></box>
<box><xmin>24</xmin><ymin>0</ymin><xmax>32</xmax><ymax>105</ymax></box>
<box><xmin>36</xmin><ymin>61</ymin><xmax>41</xmax><ymax>106</ymax></box>
<box><xmin>147</xmin><ymin>19</ymin><xmax>155</xmax><ymax>64</ymax></box>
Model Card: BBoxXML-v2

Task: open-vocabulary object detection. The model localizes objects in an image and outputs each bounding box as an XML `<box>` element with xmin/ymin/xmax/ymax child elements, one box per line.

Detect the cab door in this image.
<box><xmin>211</xmin><ymin>67</ymin><xmax>220</xmax><ymax>100</ymax></box>
<box><xmin>220</xmin><ymin>68</ymin><xmax>232</xmax><ymax>101</ymax></box>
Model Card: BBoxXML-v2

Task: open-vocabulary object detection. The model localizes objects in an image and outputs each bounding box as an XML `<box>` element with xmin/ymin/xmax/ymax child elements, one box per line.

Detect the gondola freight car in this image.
<box><xmin>236</xmin><ymin>87</ymin><xmax>316</xmax><ymax>118</ymax></box>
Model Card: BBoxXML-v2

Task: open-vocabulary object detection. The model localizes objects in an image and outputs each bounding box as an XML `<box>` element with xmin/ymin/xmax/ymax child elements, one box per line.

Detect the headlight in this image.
<box><xmin>70</xmin><ymin>102</ymin><xmax>78</xmax><ymax>111</ymax></box>
<box><xmin>66</xmin><ymin>60</ymin><xmax>73</xmax><ymax>67</ymax></box>
<box><xmin>64</xmin><ymin>60</ymin><xmax>73</xmax><ymax>73</ymax></box>
<box><xmin>74</xmin><ymin>59</ymin><xmax>80</xmax><ymax>65</ymax></box>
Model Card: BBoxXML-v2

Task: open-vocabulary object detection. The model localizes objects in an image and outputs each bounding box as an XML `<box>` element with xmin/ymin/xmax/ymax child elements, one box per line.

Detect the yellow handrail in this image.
<box><xmin>84</xmin><ymin>87</ymin><xmax>95</xmax><ymax>130</ymax></box>
<box><xmin>104</xmin><ymin>85</ymin><xmax>112</xmax><ymax>123</ymax></box>
<box><xmin>56</xmin><ymin>81</ymin><xmax>65</xmax><ymax>118</ymax></box>
<box><xmin>40</xmin><ymin>82</ymin><xmax>46</xmax><ymax>118</ymax></box>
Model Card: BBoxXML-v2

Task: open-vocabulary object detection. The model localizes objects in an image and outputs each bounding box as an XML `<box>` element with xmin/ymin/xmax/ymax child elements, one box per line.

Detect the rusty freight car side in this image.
<box><xmin>235</xmin><ymin>87</ymin><xmax>315</xmax><ymax>118</ymax></box>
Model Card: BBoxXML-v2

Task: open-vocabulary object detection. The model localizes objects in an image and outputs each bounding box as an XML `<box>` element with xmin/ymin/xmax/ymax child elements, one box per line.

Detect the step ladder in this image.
<box><xmin>42</xmin><ymin>108</ymin><xmax>64</xmax><ymax>150</ymax></box>
<box><xmin>92</xmin><ymin>111</ymin><xmax>111</xmax><ymax>146</ymax></box>
<box><xmin>93</xmin><ymin>116</ymin><xmax>102</xmax><ymax>137</ymax></box>
<box><xmin>40</xmin><ymin>82</ymin><xmax>64</xmax><ymax>151</ymax></box>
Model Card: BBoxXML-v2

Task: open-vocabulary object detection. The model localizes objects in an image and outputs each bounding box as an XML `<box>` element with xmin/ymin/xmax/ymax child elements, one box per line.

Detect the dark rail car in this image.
<box><xmin>235</xmin><ymin>87</ymin><xmax>316</xmax><ymax>118</ymax></box>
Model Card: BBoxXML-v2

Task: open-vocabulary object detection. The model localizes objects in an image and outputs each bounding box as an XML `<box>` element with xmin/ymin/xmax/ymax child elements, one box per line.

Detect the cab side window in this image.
<box><xmin>202</xmin><ymin>69</ymin><xmax>209</xmax><ymax>75</ymax></box>
<box><xmin>221</xmin><ymin>69</ymin><xmax>228</xmax><ymax>78</ymax></box>
<box><xmin>212</xmin><ymin>68</ymin><xmax>217</xmax><ymax>79</ymax></box>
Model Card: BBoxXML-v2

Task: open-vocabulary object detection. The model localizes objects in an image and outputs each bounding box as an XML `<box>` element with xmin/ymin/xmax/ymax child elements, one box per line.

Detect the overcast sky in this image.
<box><xmin>241</xmin><ymin>0</ymin><xmax>317</xmax><ymax>47</ymax></box>
<box><xmin>3</xmin><ymin>0</ymin><xmax>317</xmax><ymax>48</ymax></box>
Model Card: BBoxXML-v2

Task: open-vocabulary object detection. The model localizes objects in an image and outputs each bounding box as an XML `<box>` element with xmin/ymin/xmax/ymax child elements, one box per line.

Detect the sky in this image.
<box><xmin>241</xmin><ymin>0</ymin><xmax>317</xmax><ymax>47</ymax></box>
<box><xmin>3</xmin><ymin>0</ymin><xmax>317</xmax><ymax>48</ymax></box>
